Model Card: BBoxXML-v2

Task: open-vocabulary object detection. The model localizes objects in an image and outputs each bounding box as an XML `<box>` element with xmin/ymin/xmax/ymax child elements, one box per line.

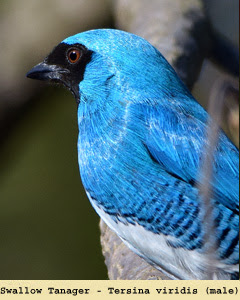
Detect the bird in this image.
<box><xmin>26</xmin><ymin>29</ymin><xmax>239</xmax><ymax>280</ymax></box>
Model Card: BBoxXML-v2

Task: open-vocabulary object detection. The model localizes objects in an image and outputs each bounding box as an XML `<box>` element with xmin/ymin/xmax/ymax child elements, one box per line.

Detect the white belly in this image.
<box><xmin>87</xmin><ymin>192</ymin><xmax>237</xmax><ymax>280</ymax></box>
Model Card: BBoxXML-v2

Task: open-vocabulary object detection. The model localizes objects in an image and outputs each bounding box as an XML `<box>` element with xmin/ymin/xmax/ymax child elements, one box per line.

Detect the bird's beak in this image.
<box><xmin>26</xmin><ymin>62</ymin><xmax>69</xmax><ymax>81</ymax></box>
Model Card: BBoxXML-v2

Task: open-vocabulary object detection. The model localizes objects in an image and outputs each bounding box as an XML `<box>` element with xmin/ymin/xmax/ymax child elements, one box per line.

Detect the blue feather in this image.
<box><xmin>27</xmin><ymin>29</ymin><xmax>239</xmax><ymax>279</ymax></box>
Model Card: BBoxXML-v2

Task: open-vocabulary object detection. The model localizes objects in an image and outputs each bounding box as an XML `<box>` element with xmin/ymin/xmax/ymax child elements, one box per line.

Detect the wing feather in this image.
<box><xmin>143</xmin><ymin>100</ymin><xmax>239</xmax><ymax>212</ymax></box>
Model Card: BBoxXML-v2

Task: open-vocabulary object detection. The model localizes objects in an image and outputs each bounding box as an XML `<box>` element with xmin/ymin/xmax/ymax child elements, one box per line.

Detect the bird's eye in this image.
<box><xmin>67</xmin><ymin>48</ymin><xmax>81</xmax><ymax>64</ymax></box>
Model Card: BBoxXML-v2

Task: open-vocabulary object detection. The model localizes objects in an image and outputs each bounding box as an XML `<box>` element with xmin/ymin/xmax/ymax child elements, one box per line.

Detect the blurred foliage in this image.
<box><xmin>0</xmin><ymin>87</ymin><xmax>108</xmax><ymax>279</ymax></box>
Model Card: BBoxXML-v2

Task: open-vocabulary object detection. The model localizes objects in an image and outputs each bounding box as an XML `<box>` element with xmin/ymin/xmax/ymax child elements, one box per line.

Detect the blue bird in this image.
<box><xmin>26</xmin><ymin>29</ymin><xmax>239</xmax><ymax>280</ymax></box>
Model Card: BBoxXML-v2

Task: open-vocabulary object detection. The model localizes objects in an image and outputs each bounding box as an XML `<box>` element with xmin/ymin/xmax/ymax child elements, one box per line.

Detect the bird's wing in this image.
<box><xmin>142</xmin><ymin>100</ymin><xmax>239</xmax><ymax>213</ymax></box>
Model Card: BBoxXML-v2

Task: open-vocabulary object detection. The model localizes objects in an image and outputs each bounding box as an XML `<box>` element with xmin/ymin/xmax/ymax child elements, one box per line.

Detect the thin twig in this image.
<box><xmin>198</xmin><ymin>79</ymin><xmax>233</xmax><ymax>279</ymax></box>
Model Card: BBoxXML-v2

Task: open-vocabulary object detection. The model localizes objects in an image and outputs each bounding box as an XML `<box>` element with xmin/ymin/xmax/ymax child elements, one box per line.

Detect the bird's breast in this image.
<box><xmin>77</xmin><ymin>119</ymin><xmax>143</xmax><ymax>190</ymax></box>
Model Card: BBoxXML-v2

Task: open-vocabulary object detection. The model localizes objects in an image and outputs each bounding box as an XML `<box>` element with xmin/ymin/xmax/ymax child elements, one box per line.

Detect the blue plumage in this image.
<box><xmin>26</xmin><ymin>29</ymin><xmax>239</xmax><ymax>279</ymax></box>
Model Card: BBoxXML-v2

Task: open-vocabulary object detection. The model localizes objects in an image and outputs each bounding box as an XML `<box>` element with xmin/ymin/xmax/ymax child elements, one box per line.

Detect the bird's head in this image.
<box><xmin>27</xmin><ymin>29</ymin><xmax>186</xmax><ymax>105</ymax></box>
